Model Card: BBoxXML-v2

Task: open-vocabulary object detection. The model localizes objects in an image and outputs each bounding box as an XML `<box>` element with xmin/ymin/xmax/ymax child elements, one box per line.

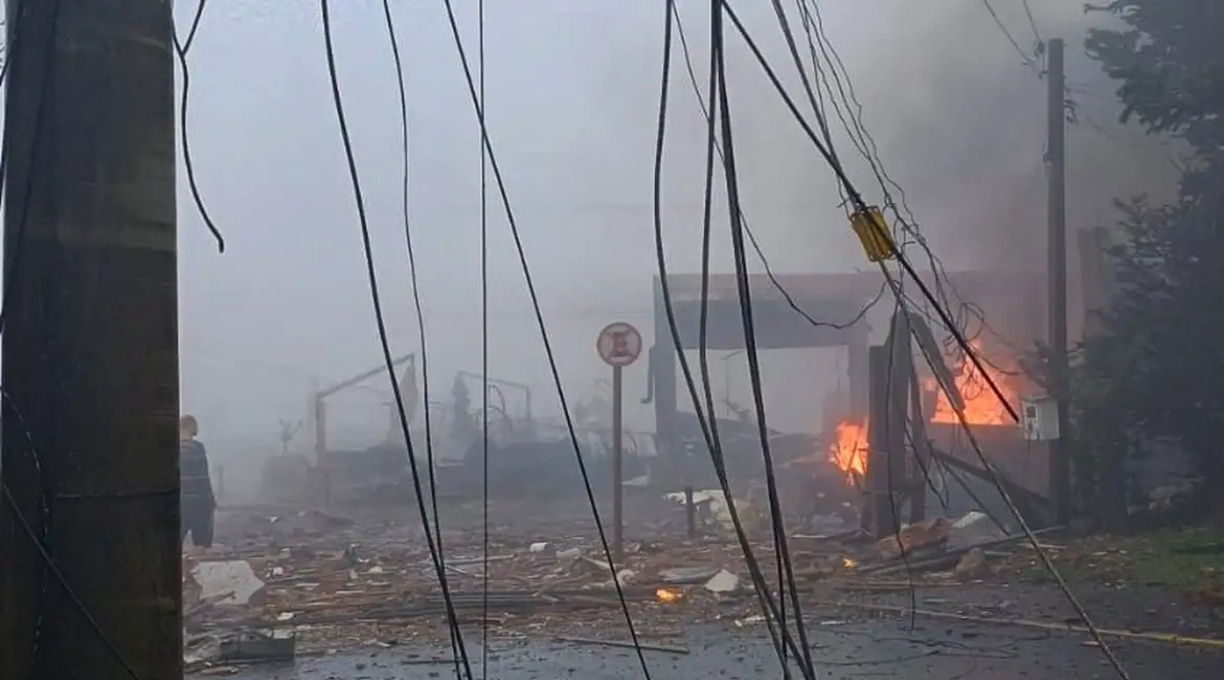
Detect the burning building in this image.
<box><xmin>645</xmin><ymin>270</ymin><xmax>1046</xmax><ymax>516</ymax></box>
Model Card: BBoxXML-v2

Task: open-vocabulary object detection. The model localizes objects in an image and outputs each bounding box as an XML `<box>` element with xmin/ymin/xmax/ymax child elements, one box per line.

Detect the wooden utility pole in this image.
<box><xmin>0</xmin><ymin>2</ymin><xmax>181</xmax><ymax>679</ymax></box>
<box><xmin>866</xmin><ymin>344</ymin><xmax>906</xmax><ymax>539</ymax></box>
<box><xmin>885</xmin><ymin>311</ymin><xmax>913</xmax><ymax>525</ymax></box>
<box><xmin>1046</xmin><ymin>38</ymin><xmax>1072</xmax><ymax>525</ymax></box>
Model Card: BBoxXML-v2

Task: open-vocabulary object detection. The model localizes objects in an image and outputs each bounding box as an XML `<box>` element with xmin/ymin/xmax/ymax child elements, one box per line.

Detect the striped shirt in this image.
<box><xmin>180</xmin><ymin>438</ymin><xmax>214</xmax><ymax>503</ymax></box>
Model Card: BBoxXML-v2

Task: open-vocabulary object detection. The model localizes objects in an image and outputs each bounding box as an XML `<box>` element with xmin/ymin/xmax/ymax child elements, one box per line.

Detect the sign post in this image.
<box><xmin>596</xmin><ymin>322</ymin><xmax>642</xmax><ymax>563</ymax></box>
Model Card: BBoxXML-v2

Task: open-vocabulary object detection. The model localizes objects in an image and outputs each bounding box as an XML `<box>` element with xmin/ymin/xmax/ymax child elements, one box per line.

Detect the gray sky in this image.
<box><xmin>175</xmin><ymin>1</ymin><xmax>1179</xmax><ymax>452</ymax></box>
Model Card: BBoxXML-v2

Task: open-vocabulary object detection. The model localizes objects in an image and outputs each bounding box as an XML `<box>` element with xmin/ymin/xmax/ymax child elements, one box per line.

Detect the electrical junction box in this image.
<box><xmin>1020</xmin><ymin>395</ymin><xmax>1060</xmax><ymax>441</ymax></box>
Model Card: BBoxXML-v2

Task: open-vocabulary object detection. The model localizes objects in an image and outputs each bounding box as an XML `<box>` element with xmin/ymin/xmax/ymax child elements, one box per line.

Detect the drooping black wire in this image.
<box><xmin>799</xmin><ymin>0</ymin><xmax>963</xmax><ymax>348</ymax></box>
<box><xmin>722</xmin><ymin>0</ymin><xmax>1020</xmax><ymax>424</ymax></box>
<box><xmin>782</xmin><ymin>3</ymin><xmax>1018</xmax><ymax>516</ymax></box>
<box><xmin>710</xmin><ymin>3</ymin><xmax>816</xmax><ymax>677</ymax></box>
<box><xmin>979</xmin><ymin>0</ymin><xmax>1042</xmax><ymax>74</ymax></box>
<box><xmin>171</xmin><ymin>0</ymin><xmax>225</xmax><ymax>253</ymax></box>
<box><xmin>1021</xmin><ymin>0</ymin><xmax>1045</xmax><ymax>52</ymax></box>
<box><xmin>768</xmin><ymin>0</ymin><xmax>991</xmax><ymax>412</ymax></box>
<box><xmin>437</xmin><ymin>2</ymin><xmax>651</xmax><ymax>676</ymax></box>
<box><xmin>791</xmin><ymin>1</ymin><xmax>868</xmax><ymax>189</ymax></box>
<box><xmin>669</xmin><ymin>4</ymin><xmax>886</xmax><ymax>333</ymax></box>
<box><xmin>477</xmin><ymin>0</ymin><xmax>491</xmax><ymax>676</ymax></box>
<box><xmin>2</xmin><ymin>483</ymin><xmax>144</xmax><ymax>680</ymax></box>
<box><xmin>180</xmin><ymin>0</ymin><xmax>208</xmax><ymax>54</ymax></box>
<box><xmin>376</xmin><ymin>2</ymin><xmax>463</xmax><ymax>676</ymax></box>
<box><xmin>738</xmin><ymin>0</ymin><xmax>1039</xmax><ymax>506</ymax></box>
<box><xmin>724</xmin><ymin>4</ymin><xmax>1131</xmax><ymax>676</ymax></box>
<box><xmin>317</xmin><ymin>4</ymin><xmax>473</xmax><ymax>678</ymax></box>
<box><xmin>652</xmin><ymin>2</ymin><xmax>811</xmax><ymax>673</ymax></box>
<box><xmin>768</xmin><ymin>0</ymin><xmax>838</xmax><ymax>169</ymax></box>
<box><xmin>795</xmin><ymin>0</ymin><xmax>975</xmax><ymax>342</ymax></box>
<box><xmin>763</xmin><ymin>6</ymin><xmax>1126</xmax><ymax>675</ymax></box>
<box><xmin>905</xmin><ymin>313</ymin><xmax>1132</xmax><ymax>680</ymax></box>
<box><xmin>794</xmin><ymin>0</ymin><xmax>1021</xmax><ymax>405</ymax></box>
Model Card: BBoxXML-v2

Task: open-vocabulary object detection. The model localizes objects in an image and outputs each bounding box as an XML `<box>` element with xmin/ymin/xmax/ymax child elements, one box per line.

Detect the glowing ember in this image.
<box><xmin>928</xmin><ymin>340</ymin><xmax>1019</xmax><ymax>426</ymax></box>
<box><xmin>655</xmin><ymin>588</ymin><xmax>682</xmax><ymax>603</ymax></box>
<box><xmin>841</xmin><ymin>556</ymin><xmax>857</xmax><ymax>569</ymax></box>
<box><xmin>828</xmin><ymin>420</ymin><xmax>868</xmax><ymax>481</ymax></box>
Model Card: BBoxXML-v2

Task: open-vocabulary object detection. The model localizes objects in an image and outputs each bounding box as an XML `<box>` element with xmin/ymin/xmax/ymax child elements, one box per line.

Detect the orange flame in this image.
<box><xmin>828</xmin><ymin>420</ymin><xmax>868</xmax><ymax>481</ymax></box>
<box><xmin>928</xmin><ymin>340</ymin><xmax>1019</xmax><ymax>426</ymax></box>
<box><xmin>656</xmin><ymin>588</ymin><xmax>682</xmax><ymax>603</ymax></box>
<box><xmin>825</xmin><ymin>341</ymin><xmax>1019</xmax><ymax>484</ymax></box>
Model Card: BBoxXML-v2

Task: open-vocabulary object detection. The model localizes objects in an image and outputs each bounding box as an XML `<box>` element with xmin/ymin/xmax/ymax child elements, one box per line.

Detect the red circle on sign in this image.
<box><xmin>596</xmin><ymin>322</ymin><xmax>642</xmax><ymax>367</ymax></box>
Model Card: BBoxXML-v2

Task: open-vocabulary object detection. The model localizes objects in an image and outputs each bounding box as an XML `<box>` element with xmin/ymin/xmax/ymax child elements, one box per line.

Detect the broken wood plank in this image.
<box><xmin>553</xmin><ymin>636</ymin><xmax>689</xmax><ymax>655</ymax></box>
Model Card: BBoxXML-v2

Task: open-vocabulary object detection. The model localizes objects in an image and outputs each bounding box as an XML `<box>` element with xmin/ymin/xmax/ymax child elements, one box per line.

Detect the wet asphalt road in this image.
<box><xmin>194</xmin><ymin>616</ymin><xmax>1220</xmax><ymax>680</ymax></box>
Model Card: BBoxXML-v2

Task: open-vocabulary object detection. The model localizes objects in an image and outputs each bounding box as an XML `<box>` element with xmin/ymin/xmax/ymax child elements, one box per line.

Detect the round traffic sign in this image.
<box><xmin>596</xmin><ymin>322</ymin><xmax>642</xmax><ymax>367</ymax></box>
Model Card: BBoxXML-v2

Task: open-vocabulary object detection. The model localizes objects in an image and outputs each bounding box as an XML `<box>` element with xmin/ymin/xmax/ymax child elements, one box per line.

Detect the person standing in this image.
<box><xmin>179</xmin><ymin>414</ymin><xmax>215</xmax><ymax>550</ymax></box>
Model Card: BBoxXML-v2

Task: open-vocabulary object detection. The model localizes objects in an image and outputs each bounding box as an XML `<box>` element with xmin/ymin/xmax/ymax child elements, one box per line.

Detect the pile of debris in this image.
<box><xmin>793</xmin><ymin>510</ymin><xmax>1064</xmax><ymax>584</ymax></box>
<box><xmin>184</xmin><ymin>501</ymin><xmax>1064</xmax><ymax>672</ymax></box>
<box><xmin>183</xmin><ymin>506</ymin><xmax>793</xmax><ymax>672</ymax></box>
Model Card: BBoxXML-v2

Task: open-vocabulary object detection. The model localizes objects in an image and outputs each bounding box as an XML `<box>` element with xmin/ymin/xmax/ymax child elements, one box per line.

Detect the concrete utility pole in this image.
<box><xmin>1046</xmin><ymin>38</ymin><xmax>1072</xmax><ymax>525</ymax></box>
<box><xmin>0</xmin><ymin>2</ymin><xmax>181</xmax><ymax>679</ymax></box>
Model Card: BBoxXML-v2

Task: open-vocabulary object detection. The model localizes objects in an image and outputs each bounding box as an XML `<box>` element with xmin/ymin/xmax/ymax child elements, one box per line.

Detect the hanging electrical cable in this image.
<box><xmin>711</xmin><ymin>2</ymin><xmax>818</xmax><ymax>674</ymax></box>
<box><xmin>669</xmin><ymin>4</ymin><xmax>888</xmax><ymax>333</ymax></box>
<box><xmin>793</xmin><ymin>0</ymin><xmax>977</xmax><ymax>342</ymax></box>
<box><xmin>376</xmin><ymin>1</ymin><xmax>464</xmax><ymax>675</ymax></box>
<box><xmin>796</xmin><ymin>1</ymin><xmax>964</xmax><ymax>332</ymax></box>
<box><xmin>719</xmin><ymin>3</ymin><xmax>1132</xmax><ymax>676</ymax></box>
<box><xmin>905</xmin><ymin>312</ymin><xmax>1132</xmax><ymax>679</ymax></box>
<box><xmin>172</xmin><ymin>0</ymin><xmax>226</xmax><ymax>253</ymax></box>
<box><xmin>722</xmin><ymin>1</ymin><xmax>1018</xmax><ymax>422</ymax></box>
<box><xmin>476</xmin><ymin>0</ymin><xmax>492</xmax><ymax>675</ymax></box>
<box><xmin>651</xmin><ymin>2</ymin><xmax>815</xmax><ymax>674</ymax></box>
<box><xmin>980</xmin><ymin>0</ymin><xmax>1043</xmax><ymax>73</ymax></box>
<box><xmin>437</xmin><ymin>2</ymin><xmax>653</xmax><ymax>676</ymax></box>
<box><xmin>318</xmin><ymin>3</ymin><xmax>473</xmax><ymax>677</ymax></box>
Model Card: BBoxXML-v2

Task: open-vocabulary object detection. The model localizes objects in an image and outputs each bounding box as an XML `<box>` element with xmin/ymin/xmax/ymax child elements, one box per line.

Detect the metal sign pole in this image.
<box><xmin>595</xmin><ymin>321</ymin><xmax>641</xmax><ymax>567</ymax></box>
<box><xmin>611</xmin><ymin>364</ymin><xmax>624</xmax><ymax>563</ymax></box>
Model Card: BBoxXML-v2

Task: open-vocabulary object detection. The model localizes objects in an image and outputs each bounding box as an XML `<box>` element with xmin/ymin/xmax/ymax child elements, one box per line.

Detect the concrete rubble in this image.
<box><xmin>191</xmin><ymin>560</ymin><xmax>267</xmax><ymax>607</ymax></box>
<box><xmin>703</xmin><ymin>569</ymin><xmax>740</xmax><ymax>594</ymax></box>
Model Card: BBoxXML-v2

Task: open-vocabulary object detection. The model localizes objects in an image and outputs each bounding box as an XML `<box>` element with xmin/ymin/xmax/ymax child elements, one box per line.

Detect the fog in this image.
<box><xmin>176</xmin><ymin>1</ymin><xmax>1179</xmax><ymax>464</ymax></box>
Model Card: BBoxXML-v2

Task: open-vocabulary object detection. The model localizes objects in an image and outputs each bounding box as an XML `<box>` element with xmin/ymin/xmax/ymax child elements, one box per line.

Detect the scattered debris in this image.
<box><xmin>186</xmin><ymin>500</ymin><xmax>1075</xmax><ymax>663</ymax></box>
<box><xmin>192</xmin><ymin>560</ymin><xmax>266</xmax><ymax>607</ymax></box>
<box><xmin>660</xmin><ymin>566</ymin><xmax>721</xmax><ymax>585</ymax></box>
<box><xmin>554</xmin><ymin>635</ymin><xmax>689</xmax><ymax>655</ymax></box>
<box><xmin>954</xmin><ymin>548</ymin><xmax>991</xmax><ymax>581</ymax></box>
<box><xmin>663</xmin><ymin>489</ymin><xmax>762</xmax><ymax>534</ymax></box>
<box><xmin>812</xmin><ymin>599</ymin><xmax>1224</xmax><ymax>650</ymax></box>
<box><xmin>733</xmin><ymin>614</ymin><xmax>765</xmax><ymax>627</ymax></box>
<box><xmin>947</xmin><ymin>511</ymin><xmax>1006</xmax><ymax>550</ymax></box>
<box><xmin>875</xmin><ymin>517</ymin><xmax>951</xmax><ymax>561</ymax></box>
<box><xmin>703</xmin><ymin>569</ymin><xmax>740</xmax><ymax>594</ymax></box>
<box><xmin>218</xmin><ymin>631</ymin><xmax>296</xmax><ymax>664</ymax></box>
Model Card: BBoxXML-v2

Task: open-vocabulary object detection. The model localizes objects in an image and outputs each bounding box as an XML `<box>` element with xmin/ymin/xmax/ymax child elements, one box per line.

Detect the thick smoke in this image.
<box><xmin>565</xmin><ymin>1</ymin><xmax>1180</xmax><ymax>433</ymax></box>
